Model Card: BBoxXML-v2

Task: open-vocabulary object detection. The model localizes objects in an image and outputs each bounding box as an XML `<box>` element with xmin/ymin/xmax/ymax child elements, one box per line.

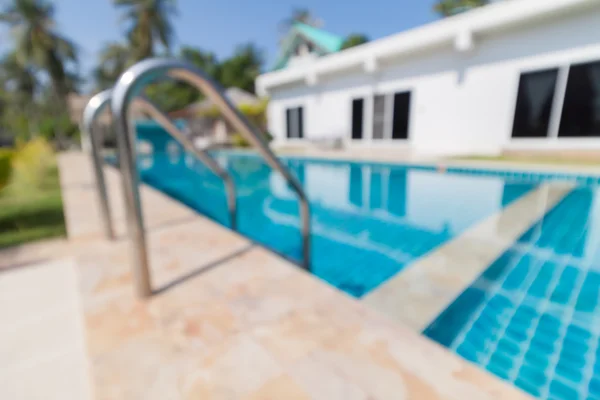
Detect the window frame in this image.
<box><xmin>369</xmin><ymin>89</ymin><xmax>412</xmax><ymax>142</ymax></box>
<box><xmin>285</xmin><ymin>106</ymin><xmax>304</xmax><ymax>140</ymax></box>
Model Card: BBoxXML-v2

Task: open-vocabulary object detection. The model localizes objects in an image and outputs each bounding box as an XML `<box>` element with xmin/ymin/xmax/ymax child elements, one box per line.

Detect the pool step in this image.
<box><xmin>363</xmin><ymin>183</ymin><xmax>574</xmax><ymax>331</ymax></box>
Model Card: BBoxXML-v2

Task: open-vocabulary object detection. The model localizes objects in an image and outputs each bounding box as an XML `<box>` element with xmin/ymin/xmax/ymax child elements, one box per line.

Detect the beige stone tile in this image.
<box><xmin>287</xmin><ymin>354</ymin><xmax>371</xmax><ymax>400</ymax></box>
<box><xmin>215</xmin><ymin>257</ymin><xmax>339</xmax><ymax>331</ymax></box>
<box><xmin>182</xmin><ymin>334</ymin><xmax>283</xmax><ymax>400</ymax></box>
<box><xmin>150</xmin><ymin>285</ymin><xmax>240</xmax><ymax>352</ymax></box>
<box><xmin>0</xmin><ymin>258</ymin><xmax>91</xmax><ymax>400</ymax></box>
<box><xmin>245</xmin><ymin>374</ymin><xmax>311</xmax><ymax>400</ymax></box>
<box><xmin>251</xmin><ymin>307</ymin><xmax>345</xmax><ymax>365</ymax></box>
<box><xmin>0</xmin><ymin>259</ymin><xmax>79</xmax><ymax>327</ymax></box>
<box><xmin>0</xmin><ymin>349</ymin><xmax>91</xmax><ymax>400</ymax></box>
<box><xmin>92</xmin><ymin>332</ymin><xmax>186</xmax><ymax>400</ymax></box>
<box><xmin>0</xmin><ymin>307</ymin><xmax>83</xmax><ymax>369</ymax></box>
<box><xmin>84</xmin><ymin>293</ymin><xmax>158</xmax><ymax>357</ymax></box>
<box><xmin>314</xmin><ymin>310</ymin><xmax>530</xmax><ymax>400</ymax></box>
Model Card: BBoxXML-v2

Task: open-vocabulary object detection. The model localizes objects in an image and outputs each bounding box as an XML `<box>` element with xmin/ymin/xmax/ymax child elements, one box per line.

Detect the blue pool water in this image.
<box><xmin>425</xmin><ymin>187</ymin><xmax>600</xmax><ymax>399</ymax></box>
<box><xmin>135</xmin><ymin>141</ymin><xmax>534</xmax><ymax>297</ymax></box>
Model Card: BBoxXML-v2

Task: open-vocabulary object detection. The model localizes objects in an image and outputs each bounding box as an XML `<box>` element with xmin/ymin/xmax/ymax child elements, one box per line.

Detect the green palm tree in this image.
<box><xmin>0</xmin><ymin>0</ymin><xmax>78</xmax><ymax>103</ymax></box>
<box><xmin>93</xmin><ymin>42</ymin><xmax>130</xmax><ymax>90</ymax></box>
<box><xmin>341</xmin><ymin>34</ymin><xmax>369</xmax><ymax>50</ymax></box>
<box><xmin>0</xmin><ymin>52</ymin><xmax>38</xmax><ymax>102</ymax></box>
<box><xmin>434</xmin><ymin>0</ymin><xmax>490</xmax><ymax>17</ymax></box>
<box><xmin>219</xmin><ymin>44</ymin><xmax>263</xmax><ymax>93</ymax></box>
<box><xmin>114</xmin><ymin>0</ymin><xmax>177</xmax><ymax>61</ymax></box>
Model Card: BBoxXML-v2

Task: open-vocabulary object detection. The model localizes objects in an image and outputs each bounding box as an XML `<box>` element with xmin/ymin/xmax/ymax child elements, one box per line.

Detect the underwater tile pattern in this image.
<box><xmin>425</xmin><ymin>187</ymin><xmax>600</xmax><ymax>400</ymax></box>
<box><xmin>364</xmin><ymin>183</ymin><xmax>573</xmax><ymax>332</ymax></box>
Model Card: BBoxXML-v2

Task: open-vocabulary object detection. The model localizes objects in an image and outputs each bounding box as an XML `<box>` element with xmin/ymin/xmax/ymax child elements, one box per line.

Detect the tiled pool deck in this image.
<box><xmin>8</xmin><ymin>149</ymin><xmax>596</xmax><ymax>399</ymax></box>
<box><xmin>0</xmin><ymin>151</ymin><xmax>539</xmax><ymax>399</ymax></box>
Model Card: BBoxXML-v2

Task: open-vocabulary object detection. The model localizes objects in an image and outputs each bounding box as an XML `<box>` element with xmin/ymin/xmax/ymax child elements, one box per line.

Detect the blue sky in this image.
<box><xmin>1</xmin><ymin>0</ymin><xmax>439</xmax><ymax>85</ymax></box>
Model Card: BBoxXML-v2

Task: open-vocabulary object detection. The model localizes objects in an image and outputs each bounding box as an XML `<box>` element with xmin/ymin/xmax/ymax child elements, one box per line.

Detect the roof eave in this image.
<box><xmin>257</xmin><ymin>0</ymin><xmax>597</xmax><ymax>95</ymax></box>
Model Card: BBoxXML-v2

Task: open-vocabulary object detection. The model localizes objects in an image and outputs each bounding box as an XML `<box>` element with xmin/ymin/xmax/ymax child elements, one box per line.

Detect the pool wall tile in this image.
<box><xmin>363</xmin><ymin>184</ymin><xmax>573</xmax><ymax>331</ymax></box>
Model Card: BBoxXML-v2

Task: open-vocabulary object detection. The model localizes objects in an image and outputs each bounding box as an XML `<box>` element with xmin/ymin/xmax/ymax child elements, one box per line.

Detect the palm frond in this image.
<box><xmin>54</xmin><ymin>35</ymin><xmax>78</xmax><ymax>62</ymax></box>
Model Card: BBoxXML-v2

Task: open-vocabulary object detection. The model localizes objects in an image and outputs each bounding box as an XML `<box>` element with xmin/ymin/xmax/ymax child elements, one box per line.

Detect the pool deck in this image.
<box><xmin>364</xmin><ymin>183</ymin><xmax>573</xmax><ymax>331</ymax></box>
<box><xmin>270</xmin><ymin>146</ymin><xmax>600</xmax><ymax>176</ymax></box>
<box><xmin>0</xmin><ymin>151</ymin><xmax>536</xmax><ymax>399</ymax></box>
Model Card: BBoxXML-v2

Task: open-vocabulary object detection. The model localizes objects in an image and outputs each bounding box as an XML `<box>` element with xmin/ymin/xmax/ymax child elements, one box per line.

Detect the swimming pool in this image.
<box><xmin>425</xmin><ymin>187</ymin><xmax>600</xmax><ymax>399</ymax></box>
<box><xmin>136</xmin><ymin>144</ymin><xmax>538</xmax><ymax>297</ymax></box>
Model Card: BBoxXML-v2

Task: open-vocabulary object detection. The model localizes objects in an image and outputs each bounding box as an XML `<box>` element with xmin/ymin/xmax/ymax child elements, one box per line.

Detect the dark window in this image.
<box><xmin>392</xmin><ymin>92</ymin><xmax>411</xmax><ymax>139</ymax></box>
<box><xmin>351</xmin><ymin>98</ymin><xmax>364</xmax><ymax>139</ymax></box>
<box><xmin>372</xmin><ymin>95</ymin><xmax>385</xmax><ymax>140</ymax></box>
<box><xmin>511</xmin><ymin>69</ymin><xmax>559</xmax><ymax>138</ymax></box>
<box><xmin>286</xmin><ymin>108</ymin><xmax>292</xmax><ymax>138</ymax></box>
<box><xmin>297</xmin><ymin>107</ymin><xmax>304</xmax><ymax>139</ymax></box>
<box><xmin>558</xmin><ymin>61</ymin><xmax>600</xmax><ymax>137</ymax></box>
<box><xmin>285</xmin><ymin>107</ymin><xmax>304</xmax><ymax>139</ymax></box>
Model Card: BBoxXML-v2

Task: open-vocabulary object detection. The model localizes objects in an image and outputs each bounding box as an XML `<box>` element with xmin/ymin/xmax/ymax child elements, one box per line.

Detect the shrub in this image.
<box><xmin>230</xmin><ymin>130</ymin><xmax>273</xmax><ymax>148</ymax></box>
<box><xmin>230</xmin><ymin>132</ymin><xmax>250</xmax><ymax>148</ymax></box>
<box><xmin>0</xmin><ymin>149</ymin><xmax>13</xmax><ymax>191</ymax></box>
<box><xmin>197</xmin><ymin>98</ymin><xmax>269</xmax><ymax>130</ymax></box>
<box><xmin>10</xmin><ymin>138</ymin><xmax>56</xmax><ymax>192</ymax></box>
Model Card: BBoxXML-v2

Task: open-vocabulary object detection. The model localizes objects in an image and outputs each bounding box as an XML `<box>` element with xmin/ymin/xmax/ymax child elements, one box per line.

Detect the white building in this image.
<box><xmin>256</xmin><ymin>0</ymin><xmax>600</xmax><ymax>157</ymax></box>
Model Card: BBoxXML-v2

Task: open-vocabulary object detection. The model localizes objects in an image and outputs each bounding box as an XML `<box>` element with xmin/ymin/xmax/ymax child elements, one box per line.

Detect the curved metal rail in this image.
<box><xmin>82</xmin><ymin>89</ymin><xmax>238</xmax><ymax>243</ymax></box>
<box><xmin>81</xmin><ymin>90</ymin><xmax>116</xmax><ymax>240</ymax></box>
<box><xmin>112</xmin><ymin>58</ymin><xmax>312</xmax><ymax>297</ymax></box>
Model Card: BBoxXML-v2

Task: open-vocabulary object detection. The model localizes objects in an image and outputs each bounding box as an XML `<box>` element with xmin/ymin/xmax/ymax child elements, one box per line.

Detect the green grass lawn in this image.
<box><xmin>0</xmin><ymin>166</ymin><xmax>66</xmax><ymax>249</ymax></box>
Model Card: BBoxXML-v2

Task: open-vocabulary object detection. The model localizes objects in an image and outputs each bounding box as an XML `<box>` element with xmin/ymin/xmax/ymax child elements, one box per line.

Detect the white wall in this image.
<box><xmin>265</xmin><ymin>6</ymin><xmax>600</xmax><ymax>156</ymax></box>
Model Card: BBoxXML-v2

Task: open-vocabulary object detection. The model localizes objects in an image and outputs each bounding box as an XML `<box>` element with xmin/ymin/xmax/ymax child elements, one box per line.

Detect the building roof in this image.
<box><xmin>257</xmin><ymin>0</ymin><xmax>597</xmax><ymax>94</ymax></box>
<box><xmin>273</xmin><ymin>22</ymin><xmax>344</xmax><ymax>71</ymax></box>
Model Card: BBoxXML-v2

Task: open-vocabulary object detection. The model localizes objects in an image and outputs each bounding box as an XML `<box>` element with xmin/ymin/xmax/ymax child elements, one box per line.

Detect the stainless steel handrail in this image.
<box><xmin>134</xmin><ymin>96</ymin><xmax>238</xmax><ymax>231</ymax></box>
<box><xmin>82</xmin><ymin>89</ymin><xmax>116</xmax><ymax>240</ymax></box>
<box><xmin>82</xmin><ymin>89</ymin><xmax>238</xmax><ymax>243</ymax></box>
<box><xmin>112</xmin><ymin>58</ymin><xmax>311</xmax><ymax>297</ymax></box>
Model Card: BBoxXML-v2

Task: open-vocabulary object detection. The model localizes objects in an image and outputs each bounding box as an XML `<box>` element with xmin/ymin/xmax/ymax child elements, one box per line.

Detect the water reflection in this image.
<box><xmin>274</xmin><ymin>161</ymin><xmax>532</xmax><ymax>237</ymax></box>
<box><xmin>135</xmin><ymin>127</ymin><xmax>564</xmax><ymax>297</ymax></box>
<box><xmin>175</xmin><ymin>156</ymin><xmax>539</xmax><ymax>296</ymax></box>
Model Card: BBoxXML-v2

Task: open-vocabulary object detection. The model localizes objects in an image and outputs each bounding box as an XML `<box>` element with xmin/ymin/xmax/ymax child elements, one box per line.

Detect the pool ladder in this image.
<box><xmin>82</xmin><ymin>58</ymin><xmax>312</xmax><ymax>298</ymax></box>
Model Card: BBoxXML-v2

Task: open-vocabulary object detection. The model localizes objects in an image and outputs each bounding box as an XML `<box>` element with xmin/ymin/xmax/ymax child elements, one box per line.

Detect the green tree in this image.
<box><xmin>219</xmin><ymin>44</ymin><xmax>263</xmax><ymax>93</ymax></box>
<box><xmin>434</xmin><ymin>0</ymin><xmax>490</xmax><ymax>17</ymax></box>
<box><xmin>180</xmin><ymin>46</ymin><xmax>220</xmax><ymax>80</ymax></box>
<box><xmin>93</xmin><ymin>42</ymin><xmax>130</xmax><ymax>90</ymax></box>
<box><xmin>341</xmin><ymin>34</ymin><xmax>369</xmax><ymax>50</ymax></box>
<box><xmin>0</xmin><ymin>0</ymin><xmax>78</xmax><ymax>104</ymax></box>
<box><xmin>0</xmin><ymin>52</ymin><xmax>38</xmax><ymax>102</ymax></box>
<box><xmin>144</xmin><ymin>46</ymin><xmax>221</xmax><ymax>112</ymax></box>
<box><xmin>114</xmin><ymin>0</ymin><xmax>177</xmax><ymax>61</ymax></box>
